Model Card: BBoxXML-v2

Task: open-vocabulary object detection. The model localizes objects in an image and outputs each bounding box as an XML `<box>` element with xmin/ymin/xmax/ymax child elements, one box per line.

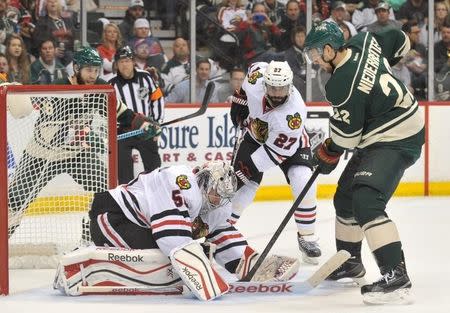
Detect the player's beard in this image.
<box><xmin>76</xmin><ymin>71</ymin><xmax>96</xmax><ymax>85</ymax></box>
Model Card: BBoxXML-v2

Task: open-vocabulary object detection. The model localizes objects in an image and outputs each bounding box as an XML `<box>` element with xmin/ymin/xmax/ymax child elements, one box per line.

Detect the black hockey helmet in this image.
<box><xmin>114</xmin><ymin>46</ymin><xmax>134</xmax><ymax>62</ymax></box>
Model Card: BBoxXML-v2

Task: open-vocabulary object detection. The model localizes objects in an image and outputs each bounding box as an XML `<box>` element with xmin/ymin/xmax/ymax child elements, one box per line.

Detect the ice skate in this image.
<box><xmin>297</xmin><ymin>234</ymin><xmax>321</xmax><ymax>265</ymax></box>
<box><xmin>326</xmin><ymin>255</ymin><xmax>366</xmax><ymax>285</ymax></box>
<box><xmin>361</xmin><ymin>262</ymin><xmax>413</xmax><ymax>305</ymax></box>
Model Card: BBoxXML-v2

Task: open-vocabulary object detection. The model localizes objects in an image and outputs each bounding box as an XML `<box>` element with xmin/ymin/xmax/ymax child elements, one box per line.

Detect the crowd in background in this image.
<box><xmin>0</xmin><ymin>0</ymin><xmax>448</xmax><ymax>102</ymax></box>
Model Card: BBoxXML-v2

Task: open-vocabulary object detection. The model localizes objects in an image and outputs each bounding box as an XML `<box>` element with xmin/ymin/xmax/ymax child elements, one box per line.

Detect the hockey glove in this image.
<box><xmin>230</xmin><ymin>88</ymin><xmax>249</xmax><ymax>128</ymax></box>
<box><xmin>130</xmin><ymin>113</ymin><xmax>162</xmax><ymax>141</ymax></box>
<box><xmin>236</xmin><ymin>246</ymin><xmax>300</xmax><ymax>282</ymax></box>
<box><xmin>313</xmin><ymin>138</ymin><xmax>343</xmax><ymax>175</ymax></box>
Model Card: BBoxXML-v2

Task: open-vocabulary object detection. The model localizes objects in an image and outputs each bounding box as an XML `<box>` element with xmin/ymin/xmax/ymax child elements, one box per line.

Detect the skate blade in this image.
<box><xmin>302</xmin><ymin>254</ymin><xmax>319</xmax><ymax>265</ymax></box>
<box><xmin>363</xmin><ymin>288</ymin><xmax>413</xmax><ymax>305</ymax></box>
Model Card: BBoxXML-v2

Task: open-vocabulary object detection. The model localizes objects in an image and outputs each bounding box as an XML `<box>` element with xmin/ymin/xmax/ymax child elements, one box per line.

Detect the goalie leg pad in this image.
<box><xmin>53</xmin><ymin>246</ymin><xmax>182</xmax><ymax>296</ymax></box>
<box><xmin>236</xmin><ymin>246</ymin><xmax>300</xmax><ymax>282</ymax></box>
<box><xmin>170</xmin><ymin>241</ymin><xmax>229</xmax><ymax>301</ymax></box>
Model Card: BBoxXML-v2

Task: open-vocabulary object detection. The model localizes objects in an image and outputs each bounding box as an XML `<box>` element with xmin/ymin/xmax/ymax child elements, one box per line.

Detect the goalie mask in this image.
<box><xmin>263</xmin><ymin>61</ymin><xmax>293</xmax><ymax>108</ymax></box>
<box><xmin>194</xmin><ymin>161</ymin><xmax>237</xmax><ymax>214</ymax></box>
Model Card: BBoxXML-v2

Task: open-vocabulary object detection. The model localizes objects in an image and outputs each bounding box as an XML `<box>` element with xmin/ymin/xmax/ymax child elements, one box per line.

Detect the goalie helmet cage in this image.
<box><xmin>0</xmin><ymin>84</ymin><xmax>118</xmax><ymax>295</ymax></box>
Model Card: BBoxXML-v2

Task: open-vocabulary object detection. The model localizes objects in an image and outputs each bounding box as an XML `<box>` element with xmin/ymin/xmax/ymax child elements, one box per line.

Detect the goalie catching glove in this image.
<box><xmin>236</xmin><ymin>246</ymin><xmax>300</xmax><ymax>282</ymax></box>
<box><xmin>129</xmin><ymin>113</ymin><xmax>161</xmax><ymax>141</ymax></box>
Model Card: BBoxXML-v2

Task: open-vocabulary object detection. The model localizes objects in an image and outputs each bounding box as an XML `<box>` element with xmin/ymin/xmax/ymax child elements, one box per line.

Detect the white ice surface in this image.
<box><xmin>2</xmin><ymin>196</ymin><xmax>450</xmax><ymax>313</ymax></box>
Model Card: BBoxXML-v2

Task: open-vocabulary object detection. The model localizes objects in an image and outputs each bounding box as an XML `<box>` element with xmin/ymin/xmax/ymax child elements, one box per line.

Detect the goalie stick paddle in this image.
<box><xmin>241</xmin><ymin>168</ymin><xmax>320</xmax><ymax>282</ymax></box>
<box><xmin>76</xmin><ymin>250</ymin><xmax>350</xmax><ymax>297</ymax></box>
<box><xmin>117</xmin><ymin>81</ymin><xmax>215</xmax><ymax>141</ymax></box>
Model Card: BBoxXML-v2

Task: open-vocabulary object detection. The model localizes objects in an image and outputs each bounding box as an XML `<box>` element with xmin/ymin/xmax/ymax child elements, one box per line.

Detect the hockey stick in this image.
<box><xmin>117</xmin><ymin>82</ymin><xmax>215</xmax><ymax>141</ymax></box>
<box><xmin>76</xmin><ymin>250</ymin><xmax>350</xmax><ymax>296</ymax></box>
<box><xmin>241</xmin><ymin>168</ymin><xmax>320</xmax><ymax>282</ymax></box>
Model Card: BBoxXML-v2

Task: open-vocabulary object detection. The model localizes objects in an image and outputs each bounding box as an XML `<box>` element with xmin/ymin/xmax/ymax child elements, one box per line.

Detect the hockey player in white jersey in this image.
<box><xmin>230</xmin><ymin>61</ymin><xmax>320</xmax><ymax>264</ymax></box>
<box><xmin>54</xmin><ymin>161</ymin><xmax>300</xmax><ymax>301</ymax></box>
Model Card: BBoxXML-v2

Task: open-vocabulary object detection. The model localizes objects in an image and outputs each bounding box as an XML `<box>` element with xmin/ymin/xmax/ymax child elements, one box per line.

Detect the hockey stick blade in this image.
<box><xmin>76</xmin><ymin>250</ymin><xmax>350</xmax><ymax>297</ymax></box>
<box><xmin>117</xmin><ymin>82</ymin><xmax>214</xmax><ymax>141</ymax></box>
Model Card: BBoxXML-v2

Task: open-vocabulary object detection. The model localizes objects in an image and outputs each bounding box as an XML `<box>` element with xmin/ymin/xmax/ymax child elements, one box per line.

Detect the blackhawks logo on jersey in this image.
<box><xmin>250</xmin><ymin>118</ymin><xmax>269</xmax><ymax>143</ymax></box>
<box><xmin>176</xmin><ymin>175</ymin><xmax>191</xmax><ymax>190</ymax></box>
<box><xmin>286</xmin><ymin>113</ymin><xmax>302</xmax><ymax>130</ymax></box>
<box><xmin>247</xmin><ymin>69</ymin><xmax>263</xmax><ymax>84</ymax></box>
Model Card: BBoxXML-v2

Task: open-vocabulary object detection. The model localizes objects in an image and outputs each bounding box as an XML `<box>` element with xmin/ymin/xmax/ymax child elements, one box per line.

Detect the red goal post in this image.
<box><xmin>0</xmin><ymin>84</ymin><xmax>118</xmax><ymax>295</ymax></box>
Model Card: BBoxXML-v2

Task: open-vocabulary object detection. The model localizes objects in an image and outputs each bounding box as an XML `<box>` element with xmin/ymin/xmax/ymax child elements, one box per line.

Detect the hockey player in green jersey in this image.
<box><xmin>303</xmin><ymin>22</ymin><xmax>424</xmax><ymax>305</ymax></box>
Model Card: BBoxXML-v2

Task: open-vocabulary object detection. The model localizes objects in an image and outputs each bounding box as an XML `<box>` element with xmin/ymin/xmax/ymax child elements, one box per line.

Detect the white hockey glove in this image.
<box><xmin>236</xmin><ymin>246</ymin><xmax>300</xmax><ymax>282</ymax></box>
<box><xmin>170</xmin><ymin>241</ymin><xmax>229</xmax><ymax>301</ymax></box>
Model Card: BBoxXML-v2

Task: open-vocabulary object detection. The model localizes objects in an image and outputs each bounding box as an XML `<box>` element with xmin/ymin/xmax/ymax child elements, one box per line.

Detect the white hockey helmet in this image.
<box><xmin>195</xmin><ymin>161</ymin><xmax>237</xmax><ymax>214</ymax></box>
<box><xmin>263</xmin><ymin>61</ymin><xmax>293</xmax><ymax>108</ymax></box>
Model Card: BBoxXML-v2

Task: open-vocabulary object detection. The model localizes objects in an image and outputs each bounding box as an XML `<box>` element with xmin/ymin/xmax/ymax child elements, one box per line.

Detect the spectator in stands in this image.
<box><xmin>233</xmin><ymin>2</ymin><xmax>282</xmax><ymax>67</ymax></box>
<box><xmin>129</xmin><ymin>18</ymin><xmax>167</xmax><ymax>71</ymax></box>
<box><xmin>30</xmin><ymin>38</ymin><xmax>67</xmax><ymax>84</ymax></box>
<box><xmin>340</xmin><ymin>0</ymin><xmax>362</xmax><ymax>16</ymax></box>
<box><xmin>435</xmin><ymin>70</ymin><xmax>450</xmax><ymax>100</ymax></box>
<box><xmin>0</xmin><ymin>0</ymin><xmax>17</xmax><ymax>54</ymax></box>
<box><xmin>160</xmin><ymin>37</ymin><xmax>226</xmax><ymax>94</ymax></box>
<box><xmin>32</xmin><ymin>0</ymin><xmax>74</xmax><ymax>66</ymax></box>
<box><xmin>392</xmin><ymin>57</ymin><xmax>414</xmax><ymax>95</ymax></box>
<box><xmin>325</xmin><ymin>1</ymin><xmax>357</xmax><ymax>37</ymax></box>
<box><xmin>166</xmin><ymin>59</ymin><xmax>219</xmax><ymax>103</ymax></box>
<box><xmin>434</xmin><ymin>21</ymin><xmax>450</xmax><ymax>74</ymax></box>
<box><xmin>419</xmin><ymin>1</ymin><xmax>449</xmax><ymax>46</ymax></box>
<box><xmin>339</xmin><ymin>22</ymin><xmax>353</xmax><ymax>41</ymax></box>
<box><xmin>160</xmin><ymin>37</ymin><xmax>190</xmax><ymax>93</ymax></box>
<box><xmin>403</xmin><ymin>20</ymin><xmax>427</xmax><ymax>100</ymax></box>
<box><xmin>396</xmin><ymin>0</ymin><xmax>428</xmax><ymax>26</ymax></box>
<box><xmin>284</xmin><ymin>25</ymin><xmax>307</xmax><ymax>96</ymax></box>
<box><xmin>0</xmin><ymin>52</ymin><xmax>8</xmax><ymax>82</ymax></box>
<box><xmin>217</xmin><ymin>0</ymin><xmax>248</xmax><ymax>32</ymax></box>
<box><xmin>366</xmin><ymin>2</ymin><xmax>402</xmax><ymax>33</ymax></box>
<box><xmin>277</xmin><ymin>0</ymin><xmax>306</xmax><ymax>51</ymax></box>
<box><xmin>119</xmin><ymin>0</ymin><xmax>145</xmax><ymax>43</ymax></box>
<box><xmin>252</xmin><ymin>0</ymin><xmax>285</xmax><ymax>25</ymax></box>
<box><xmin>352</xmin><ymin>0</ymin><xmax>396</xmax><ymax>32</ymax></box>
<box><xmin>97</xmin><ymin>23</ymin><xmax>123</xmax><ymax>77</ymax></box>
<box><xmin>158</xmin><ymin>0</ymin><xmax>176</xmax><ymax>30</ymax></box>
<box><xmin>217</xmin><ymin>67</ymin><xmax>246</xmax><ymax>102</ymax></box>
<box><xmin>5</xmin><ymin>33</ymin><xmax>31</xmax><ymax>83</ymax></box>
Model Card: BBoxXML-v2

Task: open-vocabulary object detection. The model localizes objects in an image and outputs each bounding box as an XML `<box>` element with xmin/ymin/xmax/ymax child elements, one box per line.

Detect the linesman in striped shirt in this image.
<box><xmin>109</xmin><ymin>46</ymin><xmax>165</xmax><ymax>183</ymax></box>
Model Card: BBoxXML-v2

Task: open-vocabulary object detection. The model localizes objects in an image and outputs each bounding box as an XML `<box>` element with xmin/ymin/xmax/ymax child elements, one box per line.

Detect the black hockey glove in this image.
<box><xmin>313</xmin><ymin>138</ymin><xmax>343</xmax><ymax>175</ymax></box>
<box><xmin>130</xmin><ymin>113</ymin><xmax>161</xmax><ymax>141</ymax></box>
<box><xmin>230</xmin><ymin>88</ymin><xmax>249</xmax><ymax>128</ymax></box>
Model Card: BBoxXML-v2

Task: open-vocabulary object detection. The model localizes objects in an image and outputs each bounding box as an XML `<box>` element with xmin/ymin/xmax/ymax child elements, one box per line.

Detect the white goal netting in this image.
<box><xmin>6</xmin><ymin>89</ymin><xmax>114</xmax><ymax>268</ymax></box>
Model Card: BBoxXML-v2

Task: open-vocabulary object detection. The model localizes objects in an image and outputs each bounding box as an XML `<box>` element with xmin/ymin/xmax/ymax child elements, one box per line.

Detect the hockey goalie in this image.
<box><xmin>54</xmin><ymin>161</ymin><xmax>300</xmax><ymax>301</ymax></box>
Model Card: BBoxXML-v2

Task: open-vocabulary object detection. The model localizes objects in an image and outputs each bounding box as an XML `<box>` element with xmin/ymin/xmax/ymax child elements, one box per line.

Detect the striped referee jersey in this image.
<box><xmin>109</xmin><ymin>69</ymin><xmax>164</xmax><ymax>123</ymax></box>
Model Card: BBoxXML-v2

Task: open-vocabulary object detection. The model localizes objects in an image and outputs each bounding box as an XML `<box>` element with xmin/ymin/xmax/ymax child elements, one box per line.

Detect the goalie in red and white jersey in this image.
<box><xmin>53</xmin><ymin>161</ymin><xmax>300</xmax><ymax>301</ymax></box>
<box><xmin>230</xmin><ymin>61</ymin><xmax>320</xmax><ymax>264</ymax></box>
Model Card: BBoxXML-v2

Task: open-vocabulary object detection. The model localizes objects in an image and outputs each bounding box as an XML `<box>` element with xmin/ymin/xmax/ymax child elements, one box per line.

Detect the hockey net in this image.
<box><xmin>0</xmin><ymin>84</ymin><xmax>117</xmax><ymax>295</ymax></box>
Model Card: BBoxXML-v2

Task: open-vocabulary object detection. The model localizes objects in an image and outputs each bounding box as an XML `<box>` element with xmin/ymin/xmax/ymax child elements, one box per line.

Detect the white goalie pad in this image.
<box><xmin>53</xmin><ymin>246</ymin><xmax>182</xmax><ymax>296</ymax></box>
<box><xmin>236</xmin><ymin>246</ymin><xmax>300</xmax><ymax>282</ymax></box>
<box><xmin>170</xmin><ymin>241</ymin><xmax>229</xmax><ymax>301</ymax></box>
